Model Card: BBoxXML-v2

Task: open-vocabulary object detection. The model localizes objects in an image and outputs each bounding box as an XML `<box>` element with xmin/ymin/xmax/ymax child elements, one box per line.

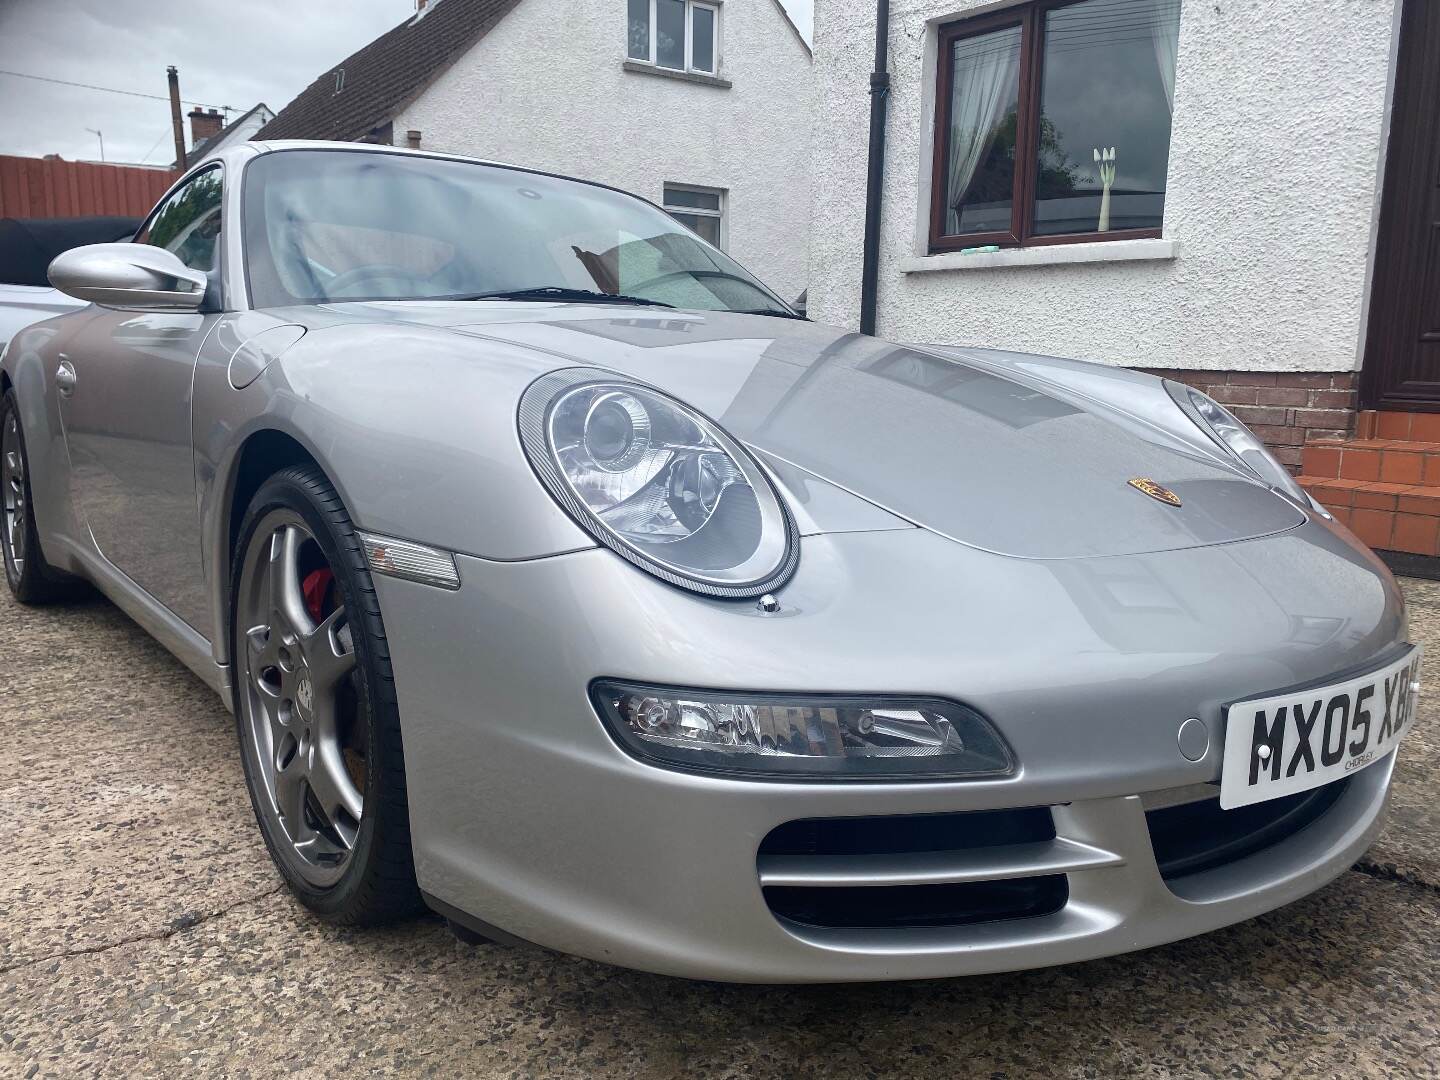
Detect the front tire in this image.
<box><xmin>2</xmin><ymin>388</ymin><xmax>82</xmax><ymax>605</ymax></box>
<box><xmin>231</xmin><ymin>465</ymin><xmax>422</xmax><ymax>924</ymax></box>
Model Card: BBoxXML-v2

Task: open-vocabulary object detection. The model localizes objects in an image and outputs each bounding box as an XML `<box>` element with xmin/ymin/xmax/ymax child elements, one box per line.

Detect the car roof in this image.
<box><xmin>248</xmin><ymin>139</ymin><xmax>535</xmax><ymax>179</ymax></box>
<box><xmin>0</xmin><ymin>216</ymin><xmax>141</xmax><ymax>287</ymax></box>
<box><xmin>222</xmin><ymin>140</ymin><xmax>652</xmax><ymax>215</ymax></box>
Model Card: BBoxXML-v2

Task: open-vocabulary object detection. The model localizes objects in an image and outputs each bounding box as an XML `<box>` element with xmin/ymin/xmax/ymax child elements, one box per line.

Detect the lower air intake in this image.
<box><xmin>1147</xmin><ymin>777</ymin><xmax>1350</xmax><ymax>882</ymax></box>
<box><xmin>758</xmin><ymin>808</ymin><xmax>1068</xmax><ymax>930</ymax></box>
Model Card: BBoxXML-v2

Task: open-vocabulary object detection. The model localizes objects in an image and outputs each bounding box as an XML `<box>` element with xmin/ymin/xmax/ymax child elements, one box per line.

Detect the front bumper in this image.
<box><xmin>373</xmin><ymin>520</ymin><xmax>1406</xmax><ymax>982</ymax></box>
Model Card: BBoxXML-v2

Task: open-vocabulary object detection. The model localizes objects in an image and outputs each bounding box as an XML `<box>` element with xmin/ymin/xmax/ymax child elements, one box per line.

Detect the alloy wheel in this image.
<box><xmin>2</xmin><ymin>411</ymin><xmax>26</xmax><ymax>577</ymax></box>
<box><xmin>236</xmin><ymin>510</ymin><xmax>366</xmax><ymax>887</ymax></box>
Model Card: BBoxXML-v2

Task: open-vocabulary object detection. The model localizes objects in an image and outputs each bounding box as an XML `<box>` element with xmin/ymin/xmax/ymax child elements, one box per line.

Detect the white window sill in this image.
<box><xmin>900</xmin><ymin>238</ymin><xmax>1178</xmax><ymax>273</ymax></box>
<box><xmin>622</xmin><ymin>60</ymin><xmax>731</xmax><ymax>89</ymax></box>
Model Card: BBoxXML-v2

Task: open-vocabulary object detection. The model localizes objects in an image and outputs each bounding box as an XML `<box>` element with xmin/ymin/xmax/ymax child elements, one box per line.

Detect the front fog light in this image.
<box><xmin>591</xmin><ymin>682</ymin><xmax>1014</xmax><ymax>780</ymax></box>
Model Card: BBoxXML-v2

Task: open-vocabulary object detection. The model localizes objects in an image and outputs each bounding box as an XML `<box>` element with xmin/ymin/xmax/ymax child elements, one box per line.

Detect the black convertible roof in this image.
<box><xmin>0</xmin><ymin>216</ymin><xmax>140</xmax><ymax>288</ymax></box>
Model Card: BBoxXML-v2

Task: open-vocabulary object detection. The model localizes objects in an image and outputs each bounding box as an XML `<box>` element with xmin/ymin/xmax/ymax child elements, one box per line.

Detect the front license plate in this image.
<box><xmin>1219</xmin><ymin>647</ymin><xmax>1422</xmax><ymax>809</ymax></box>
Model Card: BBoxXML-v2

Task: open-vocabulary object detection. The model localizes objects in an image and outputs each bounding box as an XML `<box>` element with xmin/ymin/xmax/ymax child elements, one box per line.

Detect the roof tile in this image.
<box><xmin>257</xmin><ymin>0</ymin><xmax>523</xmax><ymax>143</ymax></box>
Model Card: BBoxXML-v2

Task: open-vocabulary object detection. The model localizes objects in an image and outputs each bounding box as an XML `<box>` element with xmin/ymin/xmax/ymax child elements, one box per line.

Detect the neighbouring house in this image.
<box><xmin>809</xmin><ymin>0</ymin><xmax>1440</xmax><ymax>556</ymax></box>
<box><xmin>256</xmin><ymin>0</ymin><xmax>813</xmax><ymax>301</ymax></box>
<box><xmin>182</xmin><ymin>103</ymin><xmax>275</xmax><ymax>168</ymax></box>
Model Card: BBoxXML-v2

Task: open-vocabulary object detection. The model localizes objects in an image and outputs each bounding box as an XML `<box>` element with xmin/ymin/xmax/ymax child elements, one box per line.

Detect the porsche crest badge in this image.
<box><xmin>1128</xmin><ymin>477</ymin><xmax>1181</xmax><ymax>507</ymax></box>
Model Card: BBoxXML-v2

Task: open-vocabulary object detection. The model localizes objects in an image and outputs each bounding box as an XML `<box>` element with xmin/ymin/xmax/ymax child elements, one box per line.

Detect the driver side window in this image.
<box><xmin>135</xmin><ymin>167</ymin><xmax>224</xmax><ymax>273</ymax></box>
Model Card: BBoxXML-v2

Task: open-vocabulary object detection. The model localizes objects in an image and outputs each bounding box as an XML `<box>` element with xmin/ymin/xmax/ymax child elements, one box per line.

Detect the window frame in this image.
<box><xmin>687</xmin><ymin>2</ymin><xmax>720</xmax><ymax>74</ymax></box>
<box><xmin>631</xmin><ymin>0</ymin><xmax>721</xmax><ymax>76</ymax></box>
<box><xmin>662</xmin><ymin>183</ymin><xmax>726</xmax><ymax>250</ymax></box>
<box><xmin>928</xmin><ymin>0</ymin><xmax>1168</xmax><ymax>254</ymax></box>
<box><xmin>134</xmin><ymin>162</ymin><xmax>226</xmax><ymax>272</ymax></box>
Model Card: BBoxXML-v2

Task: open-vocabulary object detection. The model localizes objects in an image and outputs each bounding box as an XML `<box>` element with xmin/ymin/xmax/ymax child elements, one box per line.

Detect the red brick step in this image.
<box><xmin>1300</xmin><ymin>438</ymin><xmax>1440</xmax><ymax>486</ymax></box>
<box><xmin>1298</xmin><ymin>475</ymin><xmax>1440</xmax><ymax>555</ymax></box>
<box><xmin>1358</xmin><ymin>409</ymin><xmax>1440</xmax><ymax>443</ymax></box>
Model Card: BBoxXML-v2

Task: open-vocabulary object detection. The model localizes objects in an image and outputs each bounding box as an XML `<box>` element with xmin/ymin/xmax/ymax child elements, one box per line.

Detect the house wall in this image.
<box><xmin>808</xmin><ymin>0</ymin><xmax>1399</xmax><ymax>385</ymax></box>
<box><xmin>192</xmin><ymin>107</ymin><xmax>276</xmax><ymax>167</ymax></box>
<box><xmin>394</xmin><ymin>0</ymin><xmax>813</xmax><ymax>302</ymax></box>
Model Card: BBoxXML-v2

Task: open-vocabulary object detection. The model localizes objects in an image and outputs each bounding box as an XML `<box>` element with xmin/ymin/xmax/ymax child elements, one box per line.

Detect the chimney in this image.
<box><xmin>405</xmin><ymin>130</ymin><xmax>422</xmax><ymax>149</ymax></box>
<box><xmin>188</xmin><ymin>107</ymin><xmax>224</xmax><ymax>146</ymax></box>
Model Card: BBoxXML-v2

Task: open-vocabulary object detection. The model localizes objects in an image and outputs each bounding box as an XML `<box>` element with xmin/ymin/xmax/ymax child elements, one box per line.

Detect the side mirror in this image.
<box><xmin>47</xmin><ymin>243</ymin><xmax>208</xmax><ymax>311</ymax></box>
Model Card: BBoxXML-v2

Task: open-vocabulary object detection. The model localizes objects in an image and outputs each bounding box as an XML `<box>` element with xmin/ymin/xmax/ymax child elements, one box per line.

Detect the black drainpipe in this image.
<box><xmin>858</xmin><ymin>0</ymin><xmax>891</xmax><ymax>337</ymax></box>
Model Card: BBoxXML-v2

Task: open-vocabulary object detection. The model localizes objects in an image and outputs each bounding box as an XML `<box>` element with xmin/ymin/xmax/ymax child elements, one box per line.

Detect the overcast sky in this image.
<box><xmin>0</xmin><ymin>0</ymin><xmax>815</xmax><ymax>166</ymax></box>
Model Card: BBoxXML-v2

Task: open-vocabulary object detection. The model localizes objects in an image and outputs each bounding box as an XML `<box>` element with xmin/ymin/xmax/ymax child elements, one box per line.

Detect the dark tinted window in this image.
<box><xmin>692</xmin><ymin>6</ymin><xmax>715</xmax><ymax>71</ymax></box>
<box><xmin>656</xmin><ymin>0</ymin><xmax>686</xmax><ymax>68</ymax></box>
<box><xmin>1032</xmin><ymin>0</ymin><xmax>1176</xmax><ymax>236</ymax></box>
<box><xmin>627</xmin><ymin>0</ymin><xmax>648</xmax><ymax>59</ymax></box>
<box><xmin>940</xmin><ymin>24</ymin><xmax>1022</xmax><ymax>237</ymax></box>
<box><xmin>933</xmin><ymin>0</ymin><xmax>1180</xmax><ymax>249</ymax></box>
<box><xmin>136</xmin><ymin>167</ymin><xmax>223</xmax><ymax>271</ymax></box>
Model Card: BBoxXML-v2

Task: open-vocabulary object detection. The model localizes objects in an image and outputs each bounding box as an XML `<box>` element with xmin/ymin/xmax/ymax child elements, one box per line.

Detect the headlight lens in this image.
<box><xmin>1164</xmin><ymin>381</ymin><xmax>1312</xmax><ymax>506</ymax></box>
<box><xmin>519</xmin><ymin>369</ymin><xmax>799</xmax><ymax>597</ymax></box>
<box><xmin>591</xmin><ymin>681</ymin><xmax>1015</xmax><ymax>780</ymax></box>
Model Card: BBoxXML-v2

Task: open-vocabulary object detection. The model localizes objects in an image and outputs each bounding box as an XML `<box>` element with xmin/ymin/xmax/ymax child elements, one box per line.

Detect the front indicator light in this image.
<box><xmin>591</xmin><ymin>682</ymin><xmax>1015</xmax><ymax>780</ymax></box>
<box><xmin>358</xmin><ymin>532</ymin><xmax>460</xmax><ymax>590</ymax></box>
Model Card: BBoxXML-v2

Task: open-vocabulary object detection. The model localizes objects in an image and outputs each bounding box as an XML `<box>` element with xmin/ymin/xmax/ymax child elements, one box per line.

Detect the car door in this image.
<box><xmin>57</xmin><ymin>166</ymin><xmax>224</xmax><ymax>631</ymax></box>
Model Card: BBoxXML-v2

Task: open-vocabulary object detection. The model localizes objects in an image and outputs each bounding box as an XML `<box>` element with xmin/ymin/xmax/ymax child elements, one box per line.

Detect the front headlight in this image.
<box><xmin>519</xmin><ymin>368</ymin><xmax>799</xmax><ymax>597</ymax></box>
<box><xmin>591</xmin><ymin>681</ymin><xmax>1015</xmax><ymax>780</ymax></box>
<box><xmin>1164</xmin><ymin>381</ymin><xmax>1312</xmax><ymax>507</ymax></box>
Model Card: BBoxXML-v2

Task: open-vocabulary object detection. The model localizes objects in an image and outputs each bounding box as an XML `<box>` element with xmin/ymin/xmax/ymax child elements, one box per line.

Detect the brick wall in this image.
<box><xmin>1138</xmin><ymin>369</ymin><xmax>1359</xmax><ymax>472</ymax></box>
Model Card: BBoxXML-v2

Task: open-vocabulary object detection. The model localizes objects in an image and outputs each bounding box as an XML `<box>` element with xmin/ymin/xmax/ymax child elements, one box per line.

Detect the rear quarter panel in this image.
<box><xmin>1</xmin><ymin>303</ymin><xmax>104</xmax><ymax>573</ymax></box>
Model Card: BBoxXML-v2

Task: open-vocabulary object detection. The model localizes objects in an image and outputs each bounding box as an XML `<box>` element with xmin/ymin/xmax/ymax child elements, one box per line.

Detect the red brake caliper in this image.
<box><xmin>301</xmin><ymin>568</ymin><xmax>334</xmax><ymax>623</ymax></box>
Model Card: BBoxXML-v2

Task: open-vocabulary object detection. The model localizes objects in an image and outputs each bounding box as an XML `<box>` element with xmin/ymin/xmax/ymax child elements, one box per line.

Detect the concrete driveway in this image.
<box><xmin>2</xmin><ymin>579</ymin><xmax>1439</xmax><ymax>1079</ymax></box>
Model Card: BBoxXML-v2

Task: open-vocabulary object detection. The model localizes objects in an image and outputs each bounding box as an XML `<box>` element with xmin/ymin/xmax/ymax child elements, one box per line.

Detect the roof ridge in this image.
<box><xmin>257</xmin><ymin>0</ymin><xmax>524</xmax><ymax>143</ymax></box>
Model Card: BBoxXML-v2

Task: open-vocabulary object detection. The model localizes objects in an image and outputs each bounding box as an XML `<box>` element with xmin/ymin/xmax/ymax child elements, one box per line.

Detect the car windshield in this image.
<box><xmin>242</xmin><ymin>149</ymin><xmax>792</xmax><ymax>315</ymax></box>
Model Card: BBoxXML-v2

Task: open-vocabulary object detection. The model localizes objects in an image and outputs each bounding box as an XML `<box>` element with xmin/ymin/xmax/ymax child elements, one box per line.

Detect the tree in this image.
<box><xmin>958</xmin><ymin>109</ymin><xmax>1081</xmax><ymax>208</ymax></box>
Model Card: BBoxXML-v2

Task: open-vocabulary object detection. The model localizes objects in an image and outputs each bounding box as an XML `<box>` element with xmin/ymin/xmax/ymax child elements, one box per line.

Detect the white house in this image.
<box><xmin>807</xmin><ymin>0</ymin><xmax>1431</xmax><ymax>486</ymax></box>
<box><xmin>259</xmin><ymin>0</ymin><xmax>813</xmax><ymax>302</ymax></box>
<box><xmin>182</xmin><ymin>103</ymin><xmax>275</xmax><ymax>168</ymax></box>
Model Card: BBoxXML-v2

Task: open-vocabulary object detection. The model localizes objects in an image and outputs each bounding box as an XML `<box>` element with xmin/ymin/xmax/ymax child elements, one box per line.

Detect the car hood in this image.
<box><xmin>299</xmin><ymin>302</ymin><xmax>1306</xmax><ymax>559</ymax></box>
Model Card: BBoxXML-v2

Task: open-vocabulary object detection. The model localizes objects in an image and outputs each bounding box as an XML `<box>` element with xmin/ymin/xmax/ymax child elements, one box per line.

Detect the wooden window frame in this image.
<box><xmin>928</xmin><ymin>0</ymin><xmax>1166</xmax><ymax>254</ymax></box>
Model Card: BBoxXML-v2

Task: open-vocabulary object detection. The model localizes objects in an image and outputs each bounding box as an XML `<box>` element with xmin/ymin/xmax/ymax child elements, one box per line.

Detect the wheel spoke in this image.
<box><xmin>245</xmin><ymin>626</ymin><xmax>280</xmax><ymax>686</ymax></box>
<box><xmin>304</xmin><ymin>607</ymin><xmax>356</xmax><ymax>695</ymax></box>
<box><xmin>308</xmin><ymin>741</ymin><xmax>363</xmax><ymax>830</ymax></box>
<box><xmin>273</xmin><ymin>751</ymin><xmax>310</xmax><ymax>836</ymax></box>
<box><xmin>268</xmin><ymin>525</ymin><xmax>309</xmax><ymax>635</ymax></box>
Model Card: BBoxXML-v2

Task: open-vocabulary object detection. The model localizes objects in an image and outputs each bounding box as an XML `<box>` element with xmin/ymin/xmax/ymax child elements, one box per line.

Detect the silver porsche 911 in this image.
<box><xmin>1</xmin><ymin>142</ymin><xmax>1418</xmax><ymax>983</ymax></box>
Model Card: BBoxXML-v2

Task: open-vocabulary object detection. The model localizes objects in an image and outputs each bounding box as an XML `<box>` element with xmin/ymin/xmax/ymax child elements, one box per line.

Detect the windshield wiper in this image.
<box><xmin>458</xmin><ymin>286</ymin><xmax>674</xmax><ymax>308</ymax></box>
<box><xmin>735</xmin><ymin>307</ymin><xmax>809</xmax><ymax>320</ymax></box>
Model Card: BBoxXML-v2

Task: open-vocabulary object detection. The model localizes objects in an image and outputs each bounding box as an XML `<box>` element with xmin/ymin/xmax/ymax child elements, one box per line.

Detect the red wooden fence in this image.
<box><xmin>0</xmin><ymin>155</ymin><xmax>178</xmax><ymax>220</ymax></box>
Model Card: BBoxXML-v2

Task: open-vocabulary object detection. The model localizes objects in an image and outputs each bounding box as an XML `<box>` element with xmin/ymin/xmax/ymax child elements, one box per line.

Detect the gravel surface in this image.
<box><xmin>2</xmin><ymin>579</ymin><xmax>1439</xmax><ymax>1079</ymax></box>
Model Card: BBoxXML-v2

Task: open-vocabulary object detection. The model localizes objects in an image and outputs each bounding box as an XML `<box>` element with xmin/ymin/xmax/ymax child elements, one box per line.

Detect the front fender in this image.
<box><xmin>192</xmin><ymin>319</ymin><xmax>595</xmax><ymax>663</ymax></box>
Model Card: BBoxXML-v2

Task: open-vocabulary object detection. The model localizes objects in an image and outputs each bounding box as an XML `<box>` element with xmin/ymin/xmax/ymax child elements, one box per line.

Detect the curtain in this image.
<box><xmin>945</xmin><ymin>34</ymin><xmax>1020</xmax><ymax>234</ymax></box>
<box><xmin>1151</xmin><ymin>1</ymin><xmax>1181</xmax><ymax>114</ymax></box>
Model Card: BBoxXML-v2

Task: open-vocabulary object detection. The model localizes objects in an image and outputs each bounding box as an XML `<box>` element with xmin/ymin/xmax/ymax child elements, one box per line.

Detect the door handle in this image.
<box><xmin>55</xmin><ymin>360</ymin><xmax>77</xmax><ymax>396</ymax></box>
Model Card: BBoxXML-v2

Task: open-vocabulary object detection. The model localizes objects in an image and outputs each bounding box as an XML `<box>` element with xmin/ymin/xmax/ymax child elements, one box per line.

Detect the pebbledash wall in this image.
<box><xmin>808</xmin><ymin>0</ymin><xmax>1402</xmax><ymax>468</ymax></box>
<box><xmin>393</xmin><ymin>0</ymin><xmax>814</xmax><ymax>303</ymax></box>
